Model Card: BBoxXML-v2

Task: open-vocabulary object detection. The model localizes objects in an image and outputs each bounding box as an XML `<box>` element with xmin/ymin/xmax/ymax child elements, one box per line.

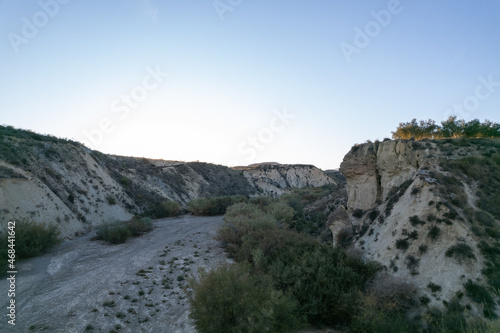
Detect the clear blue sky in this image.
<box><xmin>1</xmin><ymin>0</ymin><xmax>499</xmax><ymax>169</ymax></box>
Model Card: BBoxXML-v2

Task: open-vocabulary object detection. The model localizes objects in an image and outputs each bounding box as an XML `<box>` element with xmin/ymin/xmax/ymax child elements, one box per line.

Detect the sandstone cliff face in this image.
<box><xmin>336</xmin><ymin>139</ymin><xmax>500</xmax><ymax>316</ymax></box>
<box><xmin>242</xmin><ymin>164</ymin><xmax>336</xmax><ymax>196</ymax></box>
<box><xmin>340</xmin><ymin>140</ymin><xmax>427</xmax><ymax>210</ymax></box>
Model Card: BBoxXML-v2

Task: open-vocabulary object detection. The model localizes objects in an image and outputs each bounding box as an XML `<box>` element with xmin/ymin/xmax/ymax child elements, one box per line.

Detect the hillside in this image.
<box><xmin>334</xmin><ymin>138</ymin><xmax>500</xmax><ymax>318</ymax></box>
<box><xmin>0</xmin><ymin>125</ymin><xmax>335</xmax><ymax>238</ymax></box>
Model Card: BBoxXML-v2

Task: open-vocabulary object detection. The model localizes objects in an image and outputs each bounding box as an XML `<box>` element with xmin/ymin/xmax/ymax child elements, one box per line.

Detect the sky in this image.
<box><xmin>1</xmin><ymin>0</ymin><xmax>499</xmax><ymax>170</ymax></box>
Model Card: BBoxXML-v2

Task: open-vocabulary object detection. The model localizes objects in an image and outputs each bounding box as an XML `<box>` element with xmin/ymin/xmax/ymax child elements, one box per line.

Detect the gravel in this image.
<box><xmin>0</xmin><ymin>215</ymin><xmax>229</xmax><ymax>333</ymax></box>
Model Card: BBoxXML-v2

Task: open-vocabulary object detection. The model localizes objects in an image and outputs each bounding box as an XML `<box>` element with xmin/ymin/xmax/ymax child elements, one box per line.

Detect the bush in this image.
<box><xmin>445</xmin><ymin>242</ymin><xmax>476</xmax><ymax>263</ymax></box>
<box><xmin>368</xmin><ymin>209</ymin><xmax>380</xmax><ymax>222</ymax></box>
<box><xmin>427</xmin><ymin>282</ymin><xmax>442</xmax><ymax>293</ymax></box>
<box><xmin>214</xmin><ymin>200</ymin><xmax>380</xmax><ymax>328</ymax></box>
<box><xmin>0</xmin><ymin>220</ymin><xmax>61</xmax><ymax>271</ymax></box>
<box><xmin>266</xmin><ymin>243</ymin><xmax>378</xmax><ymax>326</ymax></box>
<box><xmin>336</xmin><ymin>226</ymin><xmax>354</xmax><ymax>248</ymax></box>
<box><xmin>464</xmin><ymin>280</ymin><xmax>496</xmax><ymax>318</ymax></box>
<box><xmin>119</xmin><ymin>176</ymin><xmax>132</xmax><ymax>187</ymax></box>
<box><xmin>353</xmin><ymin>209</ymin><xmax>365</xmax><ymax>218</ymax></box>
<box><xmin>350</xmin><ymin>294</ymin><xmax>414</xmax><ymax>333</ymax></box>
<box><xmin>187</xmin><ymin>195</ymin><xmax>247</xmax><ymax>216</ymax></box>
<box><xmin>188</xmin><ymin>264</ymin><xmax>304</xmax><ymax>333</ymax></box>
<box><xmin>409</xmin><ymin>215</ymin><xmax>425</xmax><ymax>226</ymax></box>
<box><xmin>396</xmin><ymin>238</ymin><xmax>410</xmax><ymax>251</ymax></box>
<box><xmin>128</xmin><ymin>217</ymin><xmax>153</xmax><ymax>236</ymax></box>
<box><xmin>106</xmin><ymin>196</ymin><xmax>116</xmax><ymax>205</ymax></box>
<box><xmin>351</xmin><ymin>275</ymin><xmax>417</xmax><ymax>333</ymax></box>
<box><xmin>151</xmin><ymin>200</ymin><xmax>181</xmax><ymax>218</ymax></box>
<box><xmin>265</xmin><ymin>201</ymin><xmax>295</xmax><ymax>227</ymax></box>
<box><xmin>95</xmin><ymin>221</ymin><xmax>132</xmax><ymax>244</ymax></box>
<box><xmin>428</xmin><ymin>225</ymin><xmax>441</xmax><ymax>241</ymax></box>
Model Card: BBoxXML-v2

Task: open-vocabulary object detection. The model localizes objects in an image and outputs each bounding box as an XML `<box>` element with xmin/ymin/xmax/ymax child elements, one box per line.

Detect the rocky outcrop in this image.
<box><xmin>340</xmin><ymin>140</ymin><xmax>427</xmax><ymax>210</ymax></box>
<box><xmin>241</xmin><ymin>164</ymin><xmax>336</xmax><ymax>196</ymax></box>
<box><xmin>327</xmin><ymin>206</ymin><xmax>350</xmax><ymax>247</ymax></box>
<box><xmin>337</xmin><ymin>138</ymin><xmax>500</xmax><ymax>317</ymax></box>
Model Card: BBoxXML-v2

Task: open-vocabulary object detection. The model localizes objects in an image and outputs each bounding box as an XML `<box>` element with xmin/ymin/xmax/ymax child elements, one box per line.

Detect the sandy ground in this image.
<box><xmin>0</xmin><ymin>215</ymin><xmax>229</xmax><ymax>333</ymax></box>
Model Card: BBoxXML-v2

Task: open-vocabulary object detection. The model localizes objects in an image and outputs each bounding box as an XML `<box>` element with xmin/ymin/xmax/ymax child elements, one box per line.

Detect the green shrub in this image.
<box><xmin>336</xmin><ymin>227</ymin><xmax>354</xmax><ymax>248</ymax></box>
<box><xmin>187</xmin><ymin>195</ymin><xmax>247</xmax><ymax>216</ymax></box>
<box><xmin>151</xmin><ymin>200</ymin><xmax>181</xmax><ymax>218</ymax></box>
<box><xmin>214</xmin><ymin>200</ymin><xmax>380</xmax><ymax>328</ymax></box>
<box><xmin>427</xmin><ymin>282</ymin><xmax>442</xmax><ymax>293</ymax></box>
<box><xmin>475</xmin><ymin>210</ymin><xmax>495</xmax><ymax>227</ymax></box>
<box><xmin>128</xmin><ymin>217</ymin><xmax>153</xmax><ymax>236</ymax></box>
<box><xmin>445</xmin><ymin>242</ymin><xmax>476</xmax><ymax>263</ymax></box>
<box><xmin>368</xmin><ymin>209</ymin><xmax>380</xmax><ymax>222</ymax></box>
<box><xmin>479</xmin><ymin>241</ymin><xmax>500</xmax><ymax>290</ymax></box>
<box><xmin>396</xmin><ymin>238</ymin><xmax>410</xmax><ymax>251</ymax></box>
<box><xmin>409</xmin><ymin>215</ymin><xmax>425</xmax><ymax>226</ymax></box>
<box><xmin>106</xmin><ymin>196</ymin><xmax>116</xmax><ymax>205</ymax></box>
<box><xmin>428</xmin><ymin>225</ymin><xmax>441</xmax><ymax>241</ymax></box>
<box><xmin>218</xmin><ymin>203</ymin><xmax>280</xmax><ymax>260</ymax></box>
<box><xmin>0</xmin><ymin>220</ymin><xmax>61</xmax><ymax>271</ymax></box>
<box><xmin>351</xmin><ymin>297</ymin><xmax>414</xmax><ymax>333</ymax></box>
<box><xmin>351</xmin><ymin>274</ymin><xmax>417</xmax><ymax>333</ymax></box>
<box><xmin>419</xmin><ymin>245</ymin><xmax>428</xmax><ymax>254</ymax></box>
<box><xmin>188</xmin><ymin>264</ymin><xmax>304</xmax><ymax>333</ymax></box>
<box><xmin>119</xmin><ymin>176</ymin><xmax>132</xmax><ymax>187</ymax></box>
<box><xmin>266</xmin><ymin>243</ymin><xmax>378</xmax><ymax>326</ymax></box>
<box><xmin>485</xmin><ymin>227</ymin><xmax>500</xmax><ymax>239</ymax></box>
<box><xmin>265</xmin><ymin>201</ymin><xmax>295</xmax><ymax>227</ymax></box>
<box><xmin>353</xmin><ymin>209</ymin><xmax>365</xmax><ymax>218</ymax></box>
<box><xmin>464</xmin><ymin>280</ymin><xmax>496</xmax><ymax>318</ymax></box>
<box><xmin>406</xmin><ymin>255</ymin><xmax>419</xmax><ymax>270</ymax></box>
<box><xmin>96</xmin><ymin>221</ymin><xmax>132</xmax><ymax>244</ymax></box>
<box><xmin>351</xmin><ymin>275</ymin><xmax>417</xmax><ymax>333</ymax></box>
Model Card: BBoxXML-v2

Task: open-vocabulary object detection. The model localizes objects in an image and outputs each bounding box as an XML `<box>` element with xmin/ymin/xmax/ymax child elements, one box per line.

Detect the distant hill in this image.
<box><xmin>0</xmin><ymin>125</ymin><xmax>335</xmax><ymax>238</ymax></box>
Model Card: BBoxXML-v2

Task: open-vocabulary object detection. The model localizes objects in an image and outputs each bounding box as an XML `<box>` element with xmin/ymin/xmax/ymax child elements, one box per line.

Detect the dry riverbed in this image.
<box><xmin>0</xmin><ymin>215</ymin><xmax>229</xmax><ymax>333</ymax></box>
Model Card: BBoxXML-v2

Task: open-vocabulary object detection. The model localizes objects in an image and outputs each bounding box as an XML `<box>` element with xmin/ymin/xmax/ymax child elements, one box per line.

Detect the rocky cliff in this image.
<box><xmin>0</xmin><ymin>126</ymin><xmax>334</xmax><ymax>238</ymax></box>
<box><xmin>237</xmin><ymin>163</ymin><xmax>336</xmax><ymax>196</ymax></box>
<box><xmin>334</xmin><ymin>138</ymin><xmax>500</xmax><ymax>317</ymax></box>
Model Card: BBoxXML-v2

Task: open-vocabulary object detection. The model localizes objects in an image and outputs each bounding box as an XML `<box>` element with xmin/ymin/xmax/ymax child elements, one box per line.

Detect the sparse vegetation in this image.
<box><xmin>95</xmin><ymin>221</ymin><xmax>132</xmax><ymax>244</ymax></box>
<box><xmin>445</xmin><ymin>242</ymin><xmax>476</xmax><ymax>263</ymax></box>
<box><xmin>336</xmin><ymin>226</ymin><xmax>354</xmax><ymax>248</ymax></box>
<box><xmin>150</xmin><ymin>200</ymin><xmax>181</xmax><ymax>218</ymax></box>
<box><xmin>353</xmin><ymin>208</ymin><xmax>365</xmax><ymax>218</ymax></box>
<box><xmin>127</xmin><ymin>217</ymin><xmax>153</xmax><ymax>236</ymax></box>
<box><xmin>95</xmin><ymin>217</ymin><xmax>153</xmax><ymax>244</ymax></box>
<box><xmin>187</xmin><ymin>195</ymin><xmax>247</xmax><ymax>216</ymax></box>
<box><xmin>428</xmin><ymin>225</ymin><xmax>441</xmax><ymax>241</ymax></box>
<box><xmin>0</xmin><ymin>219</ymin><xmax>61</xmax><ymax>272</ymax></box>
<box><xmin>409</xmin><ymin>215</ymin><xmax>425</xmax><ymax>226</ymax></box>
<box><xmin>106</xmin><ymin>196</ymin><xmax>117</xmax><ymax>205</ymax></box>
<box><xmin>392</xmin><ymin>117</ymin><xmax>500</xmax><ymax>140</ymax></box>
<box><xmin>385</xmin><ymin>180</ymin><xmax>413</xmax><ymax>217</ymax></box>
<box><xmin>427</xmin><ymin>282</ymin><xmax>442</xmax><ymax>293</ymax></box>
<box><xmin>368</xmin><ymin>209</ymin><xmax>380</xmax><ymax>222</ymax></box>
<box><xmin>464</xmin><ymin>280</ymin><xmax>497</xmax><ymax>318</ymax></box>
<box><xmin>396</xmin><ymin>238</ymin><xmax>410</xmax><ymax>251</ymax></box>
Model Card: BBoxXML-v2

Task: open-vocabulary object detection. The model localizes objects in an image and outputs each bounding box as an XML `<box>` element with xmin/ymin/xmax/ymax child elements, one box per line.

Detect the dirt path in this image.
<box><xmin>0</xmin><ymin>215</ymin><xmax>229</xmax><ymax>333</ymax></box>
